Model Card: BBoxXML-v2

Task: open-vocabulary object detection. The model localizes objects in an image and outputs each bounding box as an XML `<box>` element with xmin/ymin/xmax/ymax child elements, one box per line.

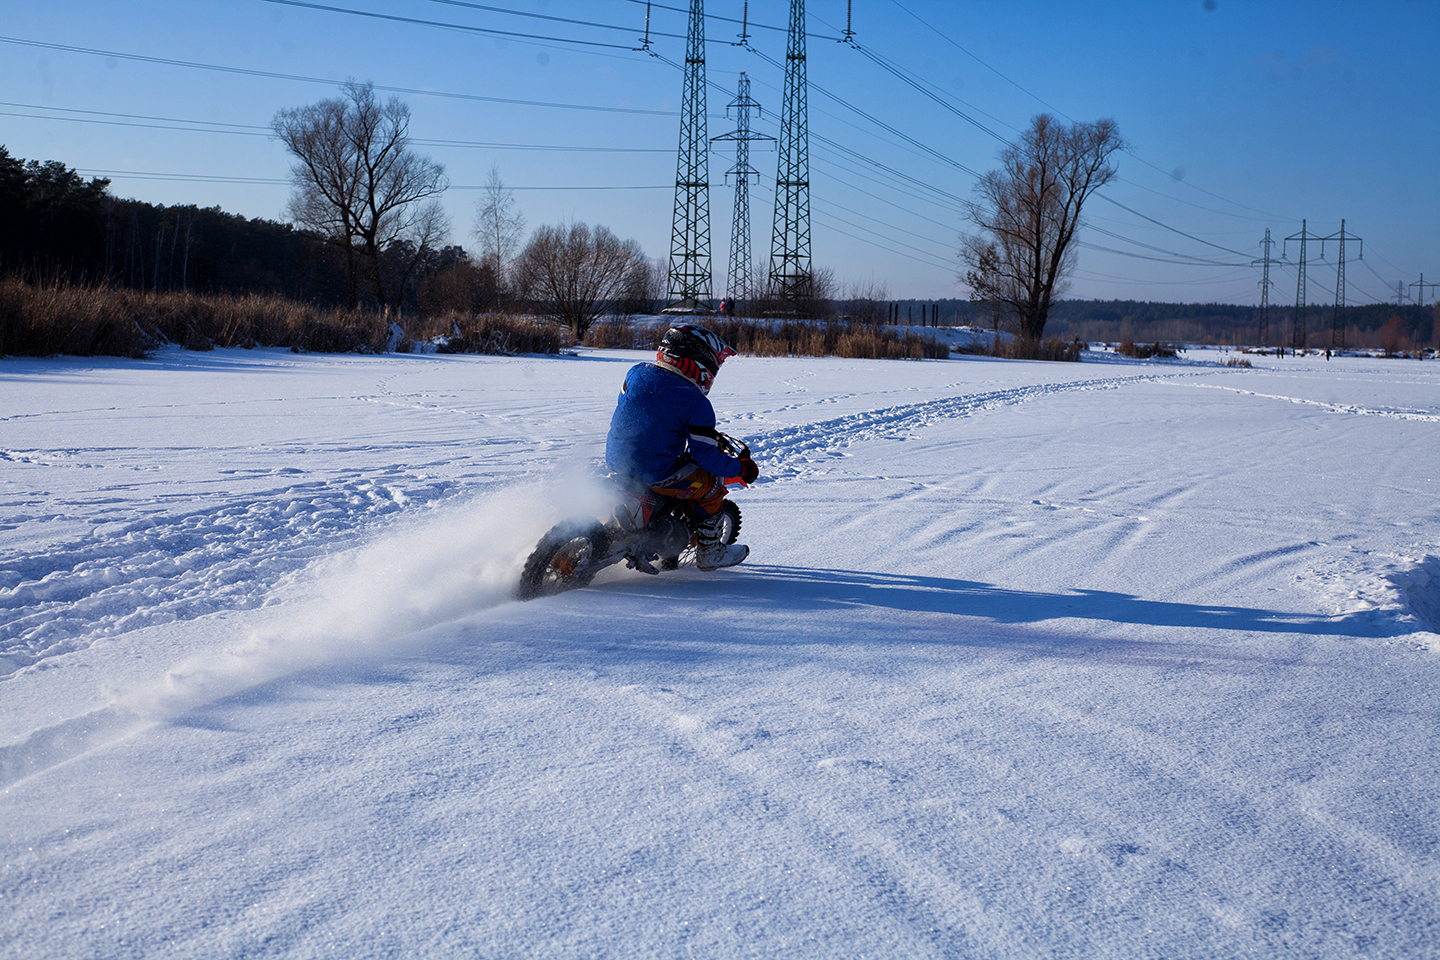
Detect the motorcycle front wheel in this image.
<box><xmin>669</xmin><ymin>500</ymin><xmax>743</xmax><ymax>569</ymax></box>
<box><xmin>516</xmin><ymin>521</ymin><xmax>611</xmax><ymax>600</ymax></box>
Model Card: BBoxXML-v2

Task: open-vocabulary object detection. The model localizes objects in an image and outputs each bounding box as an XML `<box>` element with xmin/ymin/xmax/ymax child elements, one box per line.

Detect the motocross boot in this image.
<box><xmin>695</xmin><ymin>513</ymin><xmax>748</xmax><ymax>571</ymax></box>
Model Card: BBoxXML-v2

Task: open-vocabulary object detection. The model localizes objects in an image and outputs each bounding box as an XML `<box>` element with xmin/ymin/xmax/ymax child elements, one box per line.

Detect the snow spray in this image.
<box><xmin>120</xmin><ymin>469</ymin><xmax>620</xmax><ymax>720</ymax></box>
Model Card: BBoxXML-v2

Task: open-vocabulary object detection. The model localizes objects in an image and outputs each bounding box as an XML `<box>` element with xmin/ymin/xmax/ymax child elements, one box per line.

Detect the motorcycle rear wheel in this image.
<box><xmin>517</xmin><ymin>521</ymin><xmax>610</xmax><ymax>600</ymax></box>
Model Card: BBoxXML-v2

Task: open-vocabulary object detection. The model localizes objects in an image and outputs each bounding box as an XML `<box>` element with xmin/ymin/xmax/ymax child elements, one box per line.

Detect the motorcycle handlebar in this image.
<box><xmin>717</xmin><ymin>432</ymin><xmax>751</xmax><ymax>461</ymax></box>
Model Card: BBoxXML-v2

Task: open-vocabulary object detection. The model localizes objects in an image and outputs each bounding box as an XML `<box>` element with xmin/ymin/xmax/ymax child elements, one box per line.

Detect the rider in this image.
<box><xmin>605</xmin><ymin>324</ymin><xmax>759</xmax><ymax>571</ymax></box>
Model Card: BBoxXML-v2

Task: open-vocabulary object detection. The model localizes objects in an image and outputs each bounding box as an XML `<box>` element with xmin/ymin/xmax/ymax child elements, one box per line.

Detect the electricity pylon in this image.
<box><xmin>665</xmin><ymin>0</ymin><xmax>712</xmax><ymax>313</ymax></box>
<box><xmin>1284</xmin><ymin>220</ymin><xmax>1312</xmax><ymax>353</ymax></box>
<box><xmin>1412</xmin><ymin>273</ymin><xmax>1434</xmax><ymax>307</ymax></box>
<box><xmin>1321</xmin><ymin>220</ymin><xmax>1362</xmax><ymax>351</ymax></box>
<box><xmin>711</xmin><ymin>73</ymin><xmax>773</xmax><ymax>315</ymax></box>
<box><xmin>1253</xmin><ymin>228</ymin><xmax>1277</xmax><ymax>348</ymax></box>
<box><xmin>768</xmin><ymin>0</ymin><xmax>812</xmax><ymax>313</ymax></box>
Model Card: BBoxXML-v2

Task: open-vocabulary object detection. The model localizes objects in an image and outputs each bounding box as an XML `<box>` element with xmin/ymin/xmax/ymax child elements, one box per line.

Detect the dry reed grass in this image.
<box><xmin>581</xmin><ymin>318</ymin><xmax>949</xmax><ymax>360</ymax></box>
<box><xmin>0</xmin><ymin>278</ymin><xmax>565</xmax><ymax>358</ymax></box>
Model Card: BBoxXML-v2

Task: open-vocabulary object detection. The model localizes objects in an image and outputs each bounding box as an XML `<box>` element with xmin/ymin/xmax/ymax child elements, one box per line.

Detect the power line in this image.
<box><xmin>811</xmin><ymin>162</ymin><xmax>962</xmax><ymax>231</ymax></box>
<box><xmin>5</xmin><ymin>33</ymin><xmax>1247</xmax><ymax>289</ymax></box>
<box><xmin>78</xmin><ymin>168</ymin><xmax>670</xmax><ymax>191</ymax></box>
<box><xmin>0</xmin><ymin>36</ymin><xmax>678</xmax><ymax>116</ymax></box>
<box><xmin>1072</xmin><ymin>267</ymin><xmax>1255</xmax><ymax>287</ymax></box>
<box><xmin>7</xmin><ymin>8</ymin><xmax>1394</xmax><ymax>307</ymax></box>
<box><xmin>1</xmin><ymin>101</ymin><xmax>674</xmax><ymax>152</ymax></box>
<box><xmin>869</xmin><ymin>0</ymin><xmax>1288</xmax><ymax>224</ymax></box>
<box><xmin>258</xmin><ymin>0</ymin><xmax>637</xmax><ymax>51</ymax></box>
<box><xmin>879</xmin><ymin>0</ymin><xmax>1071</xmax><ymax>120</ymax></box>
<box><xmin>745</xmin><ymin>45</ymin><xmax>983</xmax><ymax>180</ymax></box>
<box><xmin>812</xmin><ymin>196</ymin><xmax>952</xmax><ymax>259</ymax></box>
<box><xmin>1085</xmin><ymin>224</ymin><xmax>1249</xmax><ymax>266</ymax></box>
<box><xmin>419</xmin><ymin>0</ymin><xmax>678</xmax><ymax>39</ymax></box>
<box><xmin>0</xmin><ymin>110</ymin><xmax>271</xmax><ymax>137</ymax></box>
<box><xmin>1</xmin><ymin>101</ymin><xmax>269</xmax><ymax>132</ymax></box>
<box><xmin>811</xmin><ymin>209</ymin><xmax>955</xmax><ymax>272</ymax></box>
<box><xmin>744</xmin><ymin>29</ymin><xmax>1270</xmax><ymax>280</ymax></box>
<box><xmin>1094</xmin><ymin>195</ymin><xmax>1255</xmax><ymax>259</ymax></box>
<box><xmin>1076</xmin><ymin>241</ymin><xmax>1246</xmax><ymax>268</ymax></box>
<box><xmin>617</xmin><ymin>0</ymin><xmax>842</xmax><ymax>42</ymax></box>
<box><xmin>78</xmin><ymin>169</ymin><xmax>288</xmax><ymax>185</ymax></box>
<box><xmin>848</xmin><ymin>42</ymin><xmax>1011</xmax><ymax>145</ymax></box>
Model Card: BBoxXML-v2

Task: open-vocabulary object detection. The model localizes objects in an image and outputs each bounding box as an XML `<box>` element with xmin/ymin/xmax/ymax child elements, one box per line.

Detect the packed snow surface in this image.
<box><xmin>2</xmin><ymin>344</ymin><xmax>1437</xmax><ymax>958</ymax></box>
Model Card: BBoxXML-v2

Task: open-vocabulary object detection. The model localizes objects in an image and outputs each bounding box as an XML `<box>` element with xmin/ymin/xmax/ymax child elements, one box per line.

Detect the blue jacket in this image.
<box><xmin>605</xmin><ymin>362</ymin><xmax>743</xmax><ymax>484</ymax></box>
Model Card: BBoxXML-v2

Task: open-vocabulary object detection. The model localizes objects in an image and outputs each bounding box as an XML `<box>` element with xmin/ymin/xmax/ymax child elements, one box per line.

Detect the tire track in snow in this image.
<box><xmin>0</xmin><ymin>475</ymin><xmax>421</xmax><ymax>678</ymax></box>
<box><xmin>748</xmin><ymin>372</ymin><xmax>1203</xmax><ymax>480</ymax></box>
<box><xmin>1185</xmin><ymin>382</ymin><xmax>1440</xmax><ymax>422</ymax></box>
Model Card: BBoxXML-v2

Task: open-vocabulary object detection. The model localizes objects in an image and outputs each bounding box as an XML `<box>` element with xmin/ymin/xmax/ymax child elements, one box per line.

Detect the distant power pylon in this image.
<box><xmin>768</xmin><ymin>0</ymin><xmax>812</xmax><ymax>312</ymax></box>
<box><xmin>711</xmin><ymin>73</ymin><xmax>773</xmax><ymax>314</ymax></box>
<box><xmin>1320</xmin><ymin>220</ymin><xmax>1362</xmax><ymax>351</ymax></box>
<box><xmin>1284</xmin><ymin>220</ymin><xmax>1313</xmax><ymax>352</ymax></box>
<box><xmin>665</xmin><ymin>0</ymin><xmax>712</xmax><ymax>313</ymax></box>
<box><xmin>1412</xmin><ymin>273</ymin><xmax>1435</xmax><ymax>307</ymax></box>
<box><xmin>1253</xmin><ymin>228</ymin><xmax>1277</xmax><ymax>348</ymax></box>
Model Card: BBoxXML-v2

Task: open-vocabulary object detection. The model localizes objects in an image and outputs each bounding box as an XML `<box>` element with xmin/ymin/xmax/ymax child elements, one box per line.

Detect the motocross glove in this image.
<box><xmin>739</xmin><ymin>457</ymin><xmax>760</xmax><ymax>485</ymax></box>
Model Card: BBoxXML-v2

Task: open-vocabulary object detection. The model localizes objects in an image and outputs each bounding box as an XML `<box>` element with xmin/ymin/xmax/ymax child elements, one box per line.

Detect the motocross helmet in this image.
<box><xmin>654</xmin><ymin>324</ymin><xmax>736</xmax><ymax>395</ymax></box>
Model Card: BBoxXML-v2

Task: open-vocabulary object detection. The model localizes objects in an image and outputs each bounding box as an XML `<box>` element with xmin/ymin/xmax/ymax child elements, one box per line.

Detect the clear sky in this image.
<box><xmin>2</xmin><ymin>1</ymin><xmax>1436</xmax><ymax>305</ymax></box>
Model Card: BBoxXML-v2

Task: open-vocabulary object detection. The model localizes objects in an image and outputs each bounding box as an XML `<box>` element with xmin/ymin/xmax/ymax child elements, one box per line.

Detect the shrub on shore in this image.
<box><xmin>1116</xmin><ymin>338</ymin><xmax>1177</xmax><ymax>359</ymax></box>
<box><xmin>994</xmin><ymin>336</ymin><xmax>1085</xmax><ymax>362</ymax></box>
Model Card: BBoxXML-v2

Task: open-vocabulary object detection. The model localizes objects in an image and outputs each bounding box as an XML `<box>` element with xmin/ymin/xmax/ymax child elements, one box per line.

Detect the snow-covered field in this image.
<box><xmin>2</xmin><ymin>343</ymin><xmax>1437</xmax><ymax>958</ymax></box>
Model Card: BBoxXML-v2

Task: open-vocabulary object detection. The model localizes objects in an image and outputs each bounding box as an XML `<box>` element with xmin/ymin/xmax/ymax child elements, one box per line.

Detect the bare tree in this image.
<box><xmin>273</xmin><ymin>80</ymin><xmax>448</xmax><ymax>311</ymax></box>
<box><xmin>615</xmin><ymin>257</ymin><xmax>666</xmax><ymax>317</ymax></box>
<box><xmin>471</xmin><ymin>165</ymin><xmax>526</xmax><ymax>275</ymax></box>
<box><xmin>842</xmin><ymin>277</ymin><xmax>890</xmax><ymax>324</ymax></box>
<box><xmin>753</xmin><ymin>267</ymin><xmax>836</xmax><ymax>320</ymax></box>
<box><xmin>963</xmin><ymin>239</ymin><xmax>1014</xmax><ymax>349</ymax></box>
<box><xmin>512</xmin><ymin>222</ymin><xmax>647</xmax><ymax>340</ymax></box>
<box><xmin>960</xmin><ymin>114</ymin><xmax>1124</xmax><ymax>341</ymax></box>
<box><xmin>382</xmin><ymin>198</ymin><xmax>450</xmax><ymax>313</ymax></box>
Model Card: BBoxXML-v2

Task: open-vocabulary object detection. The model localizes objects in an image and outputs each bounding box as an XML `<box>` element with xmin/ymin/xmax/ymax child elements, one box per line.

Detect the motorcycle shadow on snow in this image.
<box><xmin>587</xmin><ymin>563</ymin><xmax>1410</xmax><ymax>668</ymax></box>
<box><xmin>729</xmin><ymin>565</ymin><xmax>1401</xmax><ymax>636</ymax></box>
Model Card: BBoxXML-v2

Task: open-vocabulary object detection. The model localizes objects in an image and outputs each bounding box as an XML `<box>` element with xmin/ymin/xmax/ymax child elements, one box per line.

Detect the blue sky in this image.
<box><xmin>2</xmin><ymin>1</ymin><xmax>1435</xmax><ymax>304</ymax></box>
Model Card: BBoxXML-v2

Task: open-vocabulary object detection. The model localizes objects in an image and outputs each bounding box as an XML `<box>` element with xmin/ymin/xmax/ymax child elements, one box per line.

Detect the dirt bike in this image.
<box><xmin>516</xmin><ymin>434</ymin><xmax>751</xmax><ymax>601</ymax></box>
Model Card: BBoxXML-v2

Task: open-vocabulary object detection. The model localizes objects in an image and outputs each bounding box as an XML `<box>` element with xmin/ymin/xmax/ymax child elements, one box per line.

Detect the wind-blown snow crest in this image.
<box><xmin>1392</xmin><ymin>554</ymin><xmax>1440</xmax><ymax>651</ymax></box>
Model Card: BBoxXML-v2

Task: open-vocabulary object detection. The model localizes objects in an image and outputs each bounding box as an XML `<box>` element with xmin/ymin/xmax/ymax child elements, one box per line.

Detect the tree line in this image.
<box><xmin>986</xmin><ymin>298</ymin><xmax>1435</xmax><ymax>350</ymax></box>
<box><xmin>1</xmin><ymin>143</ymin><xmax>478</xmax><ymax>314</ymax></box>
<box><xmin>2</xmin><ymin>81</ymin><xmax>671</xmax><ymax>341</ymax></box>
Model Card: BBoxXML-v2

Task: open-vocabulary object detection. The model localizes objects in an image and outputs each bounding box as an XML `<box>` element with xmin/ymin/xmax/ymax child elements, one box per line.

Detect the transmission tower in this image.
<box><xmin>768</xmin><ymin>0</ymin><xmax>812</xmax><ymax>313</ymax></box>
<box><xmin>1284</xmin><ymin>220</ymin><xmax>1312</xmax><ymax>353</ymax></box>
<box><xmin>1413</xmin><ymin>273</ymin><xmax>1434</xmax><ymax>307</ymax></box>
<box><xmin>1253</xmin><ymin>228</ymin><xmax>1277</xmax><ymax>348</ymax></box>
<box><xmin>1321</xmin><ymin>220</ymin><xmax>1362</xmax><ymax>351</ymax></box>
<box><xmin>711</xmin><ymin>73</ymin><xmax>773</xmax><ymax>314</ymax></box>
<box><xmin>665</xmin><ymin>0</ymin><xmax>712</xmax><ymax>313</ymax></box>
